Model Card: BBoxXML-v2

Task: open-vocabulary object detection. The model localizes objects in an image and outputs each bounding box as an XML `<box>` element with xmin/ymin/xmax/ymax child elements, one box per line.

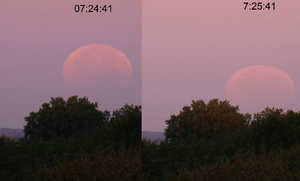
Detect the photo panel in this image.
<box><xmin>142</xmin><ymin>0</ymin><xmax>300</xmax><ymax>132</ymax></box>
<box><xmin>0</xmin><ymin>0</ymin><xmax>141</xmax><ymax>129</ymax></box>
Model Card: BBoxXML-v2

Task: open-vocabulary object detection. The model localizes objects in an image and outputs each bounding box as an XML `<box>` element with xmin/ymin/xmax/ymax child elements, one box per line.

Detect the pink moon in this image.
<box><xmin>226</xmin><ymin>65</ymin><xmax>296</xmax><ymax>114</ymax></box>
<box><xmin>62</xmin><ymin>44</ymin><xmax>133</xmax><ymax>92</ymax></box>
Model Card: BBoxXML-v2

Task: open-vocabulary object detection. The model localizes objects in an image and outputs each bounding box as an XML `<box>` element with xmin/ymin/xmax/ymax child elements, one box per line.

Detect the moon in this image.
<box><xmin>226</xmin><ymin>65</ymin><xmax>296</xmax><ymax>114</ymax></box>
<box><xmin>62</xmin><ymin>44</ymin><xmax>133</xmax><ymax>92</ymax></box>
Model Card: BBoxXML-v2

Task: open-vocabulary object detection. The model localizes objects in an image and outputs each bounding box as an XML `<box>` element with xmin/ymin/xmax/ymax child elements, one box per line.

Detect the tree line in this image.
<box><xmin>2</xmin><ymin>96</ymin><xmax>300</xmax><ymax>180</ymax></box>
<box><xmin>142</xmin><ymin>98</ymin><xmax>300</xmax><ymax>180</ymax></box>
<box><xmin>0</xmin><ymin>95</ymin><xmax>141</xmax><ymax>180</ymax></box>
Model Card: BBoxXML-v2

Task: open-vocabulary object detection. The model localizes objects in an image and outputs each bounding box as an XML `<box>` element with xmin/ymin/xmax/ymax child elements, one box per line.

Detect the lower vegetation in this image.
<box><xmin>142</xmin><ymin>99</ymin><xmax>300</xmax><ymax>180</ymax></box>
<box><xmin>2</xmin><ymin>97</ymin><xmax>300</xmax><ymax>180</ymax></box>
<box><xmin>0</xmin><ymin>96</ymin><xmax>141</xmax><ymax>180</ymax></box>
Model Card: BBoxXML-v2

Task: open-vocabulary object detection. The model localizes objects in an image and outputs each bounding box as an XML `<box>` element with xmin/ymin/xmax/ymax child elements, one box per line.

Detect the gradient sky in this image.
<box><xmin>142</xmin><ymin>0</ymin><xmax>300</xmax><ymax>132</ymax></box>
<box><xmin>0</xmin><ymin>1</ymin><xmax>141</xmax><ymax>129</ymax></box>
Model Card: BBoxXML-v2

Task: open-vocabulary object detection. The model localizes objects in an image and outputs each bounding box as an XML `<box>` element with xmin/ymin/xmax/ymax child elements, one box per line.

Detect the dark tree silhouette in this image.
<box><xmin>23</xmin><ymin>95</ymin><xmax>110</xmax><ymax>143</ymax></box>
<box><xmin>164</xmin><ymin>98</ymin><xmax>251</xmax><ymax>145</ymax></box>
<box><xmin>82</xmin><ymin>104</ymin><xmax>141</xmax><ymax>151</ymax></box>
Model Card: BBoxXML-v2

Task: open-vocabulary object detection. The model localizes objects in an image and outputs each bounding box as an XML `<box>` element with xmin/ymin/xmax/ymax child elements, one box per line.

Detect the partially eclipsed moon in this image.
<box><xmin>226</xmin><ymin>65</ymin><xmax>296</xmax><ymax>113</ymax></box>
<box><xmin>63</xmin><ymin>44</ymin><xmax>132</xmax><ymax>91</ymax></box>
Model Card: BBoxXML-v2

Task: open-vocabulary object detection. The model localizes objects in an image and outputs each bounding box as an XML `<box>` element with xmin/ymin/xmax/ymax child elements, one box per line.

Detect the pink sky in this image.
<box><xmin>1</xmin><ymin>0</ymin><xmax>299</xmax><ymax>132</ymax></box>
<box><xmin>142</xmin><ymin>0</ymin><xmax>300</xmax><ymax>132</ymax></box>
<box><xmin>0</xmin><ymin>1</ymin><xmax>141</xmax><ymax>129</ymax></box>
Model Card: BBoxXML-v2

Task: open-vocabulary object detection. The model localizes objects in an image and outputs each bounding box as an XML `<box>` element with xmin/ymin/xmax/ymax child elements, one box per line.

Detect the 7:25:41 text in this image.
<box><xmin>244</xmin><ymin>2</ymin><xmax>275</xmax><ymax>10</ymax></box>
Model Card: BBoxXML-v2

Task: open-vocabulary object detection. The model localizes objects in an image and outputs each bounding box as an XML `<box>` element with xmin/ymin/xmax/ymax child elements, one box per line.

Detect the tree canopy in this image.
<box><xmin>164</xmin><ymin>98</ymin><xmax>251</xmax><ymax>145</ymax></box>
<box><xmin>106</xmin><ymin>104</ymin><xmax>141</xmax><ymax>148</ymax></box>
<box><xmin>81</xmin><ymin>104</ymin><xmax>141</xmax><ymax>151</ymax></box>
<box><xmin>237</xmin><ymin>107</ymin><xmax>300</xmax><ymax>153</ymax></box>
<box><xmin>23</xmin><ymin>95</ymin><xmax>110</xmax><ymax>143</ymax></box>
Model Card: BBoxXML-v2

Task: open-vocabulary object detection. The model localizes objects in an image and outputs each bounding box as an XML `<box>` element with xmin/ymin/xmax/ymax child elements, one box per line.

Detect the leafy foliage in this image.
<box><xmin>79</xmin><ymin>104</ymin><xmax>141</xmax><ymax>153</ymax></box>
<box><xmin>0</xmin><ymin>95</ymin><xmax>141</xmax><ymax>180</ymax></box>
<box><xmin>233</xmin><ymin>107</ymin><xmax>300</xmax><ymax>154</ymax></box>
<box><xmin>24</xmin><ymin>145</ymin><xmax>142</xmax><ymax>181</ymax></box>
<box><xmin>5</xmin><ymin>95</ymin><xmax>300</xmax><ymax>180</ymax></box>
<box><xmin>0</xmin><ymin>135</ymin><xmax>78</xmax><ymax>180</ymax></box>
<box><xmin>23</xmin><ymin>95</ymin><xmax>110</xmax><ymax>143</ymax></box>
<box><xmin>102</xmin><ymin>104</ymin><xmax>141</xmax><ymax>149</ymax></box>
<box><xmin>143</xmin><ymin>99</ymin><xmax>300</xmax><ymax>180</ymax></box>
<box><xmin>166</xmin><ymin>144</ymin><xmax>300</xmax><ymax>181</ymax></box>
<box><xmin>142</xmin><ymin>139</ymin><xmax>219</xmax><ymax>181</ymax></box>
<box><xmin>164</xmin><ymin>98</ymin><xmax>250</xmax><ymax>145</ymax></box>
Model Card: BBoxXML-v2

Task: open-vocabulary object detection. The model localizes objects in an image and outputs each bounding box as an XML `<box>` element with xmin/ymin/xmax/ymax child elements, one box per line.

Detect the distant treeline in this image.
<box><xmin>0</xmin><ymin>128</ymin><xmax>24</xmax><ymax>140</ymax></box>
<box><xmin>142</xmin><ymin>131</ymin><xmax>165</xmax><ymax>143</ymax></box>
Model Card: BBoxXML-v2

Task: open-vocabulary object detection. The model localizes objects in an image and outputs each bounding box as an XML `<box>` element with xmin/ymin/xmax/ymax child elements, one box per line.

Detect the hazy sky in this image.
<box><xmin>0</xmin><ymin>1</ymin><xmax>141</xmax><ymax>129</ymax></box>
<box><xmin>142</xmin><ymin>0</ymin><xmax>300</xmax><ymax>132</ymax></box>
<box><xmin>1</xmin><ymin>1</ymin><xmax>300</xmax><ymax>132</ymax></box>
